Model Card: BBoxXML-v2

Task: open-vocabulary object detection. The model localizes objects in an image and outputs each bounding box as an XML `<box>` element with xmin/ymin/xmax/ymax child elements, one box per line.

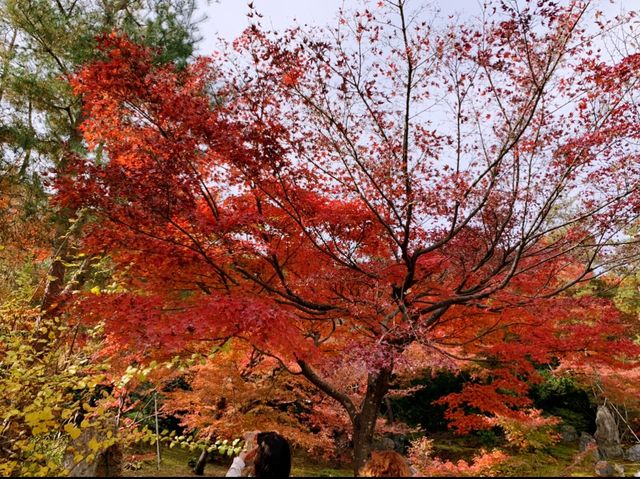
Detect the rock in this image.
<box><xmin>392</xmin><ymin>434</ymin><xmax>409</xmax><ymax>453</ymax></box>
<box><xmin>595</xmin><ymin>461</ymin><xmax>613</xmax><ymax>477</ymax></box>
<box><xmin>372</xmin><ymin>433</ymin><xmax>408</xmax><ymax>453</ymax></box>
<box><xmin>373</xmin><ymin>437</ymin><xmax>396</xmax><ymax>451</ymax></box>
<box><xmin>594</xmin><ymin>405</ymin><xmax>623</xmax><ymax>459</ymax></box>
<box><xmin>559</xmin><ymin>424</ymin><xmax>578</xmax><ymax>444</ymax></box>
<box><xmin>63</xmin><ymin>419</ymin><xmax>121</xmax><ymax>477</ymax></box>
<box><xmin>626</xmin><ymin>444</ymin><xmax>640</xmax><ymax>462</ymax></box>
<box><xmin>94</xmin><ymin>445</ymin><xmax>123</xmax><ymax>477</ymax></box>
<box><xmin>580</xmin><ymin>432</ymin><xmax>597</xmax><ymax>452</ymax></box>
<box><xmin>595</xmin><ymin>460</ymin><xmax>625</xmax><ymax>477</ymax></box>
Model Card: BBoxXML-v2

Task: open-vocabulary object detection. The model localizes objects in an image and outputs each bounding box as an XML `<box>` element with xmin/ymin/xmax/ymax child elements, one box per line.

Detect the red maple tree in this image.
<box><xmin>57</xmin><ymin>1</ymin><xmax>640</xmax><ymax>472</ymax></box>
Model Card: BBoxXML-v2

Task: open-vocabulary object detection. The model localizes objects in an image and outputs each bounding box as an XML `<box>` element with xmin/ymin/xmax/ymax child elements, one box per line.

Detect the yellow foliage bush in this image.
<box><xmin>0</xmin><ymin>302</ymin><xmax>112</xmax><ymax>476</ymax></box>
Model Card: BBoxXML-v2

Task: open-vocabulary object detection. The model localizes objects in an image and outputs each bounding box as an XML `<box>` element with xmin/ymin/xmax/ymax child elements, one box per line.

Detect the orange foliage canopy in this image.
<box><xmin>57</xmin><ymin>0</ymin><xmax>640</xmax><ymax>465</ymax></box>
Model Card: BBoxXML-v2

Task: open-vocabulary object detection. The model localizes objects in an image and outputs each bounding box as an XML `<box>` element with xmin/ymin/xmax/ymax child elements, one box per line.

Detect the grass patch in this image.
<box><xmin>496</xmin><ymin>443</ymin><xmax>640</xmax><ymax>477</ymax></box>
<box><xmin>121</xmin><ymin>445</ymin><xmax>352</xmax><ymax>477</ymax></box>
<box><xmin>122</xmin><ymin>446</ymin><xmax>229</xmax><ymax>477</ymax></box>
<box><xmin>495</xmin><ymin>444</ymin><xmax>587</xmax><ymax>477</ymax></box>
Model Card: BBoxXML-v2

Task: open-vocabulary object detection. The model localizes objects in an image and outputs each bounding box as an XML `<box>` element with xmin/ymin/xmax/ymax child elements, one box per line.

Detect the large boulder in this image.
<box><xmin>626</xmin><ymin>444</ymin><xmax>640</xmax><ymax>462</ymax></box>
<box><xmin>63</xmin><ymin>419</ymin><xmax>121</xmax><ymax>477</ymax></box>
<box><xmin>372</xmin><ymin>436</ymin><xmax>396</xmax><ymax>451</ymax></box>
<box><xmin>389</xmin><ymin>433</ymin><xmax>409</xmax><ymax>452</ymax></box>
<box><xmin>594</xmin><ymin>406</ymin><xmax>623</xmax><ymax>459</ymax></box>
<box><xmin>372</xmin><ymin>433</ymin><xmax>408</xmax><ymax>453</ymax></box>
<box><xmin>595</xmin><ymin>461</ymin><xmax>625</xmax><ymax>477</ymax></box>
<box><xmin>580</xmin><ymin>432</ymin><xmax>597</xmax><ymax>452</ymax></box>
<box><xmin>559</xmin><ymin>425</ymin><xmax>578</xmax><ymax>444</ymax></box>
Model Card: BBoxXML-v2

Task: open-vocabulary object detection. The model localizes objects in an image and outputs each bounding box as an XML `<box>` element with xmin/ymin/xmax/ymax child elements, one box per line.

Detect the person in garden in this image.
<box><xmin>360</xmin><ymin>450</ymin><xmax>413</xmax><ymax>477</ymax></box>
<box><xmin>225</xmin><ymin>431</ymin><xmax>292</xmax><ymax>477</ymax></box>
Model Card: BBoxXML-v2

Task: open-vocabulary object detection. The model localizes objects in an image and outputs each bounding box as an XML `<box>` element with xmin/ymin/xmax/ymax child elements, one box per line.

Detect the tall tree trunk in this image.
<box><xmin>40</xmin><ymin>244</ymin><xmax>67</xmax><ymax>313</ymax></box>
<box><xmin>193</xmin><ymin>449</ymin><xmax>208</xmax><ymax>476</ymax></box>
<box><xmin>297</xmin><ymin>360</ymin><xmax>392</xmax><ymax>476</ymax></box>
<box><xmin>351</xmin><ymin>368</ymin><xmax>391</xmax><ymax>476</ymax></box>
<box><xmin>194</xmin><ymin>433</ymin><xmax>216</xmax><ymax>475</ymax></box>
<box><xmin>352</xmin><ymin>417</ymin><xmax>376</xmax><ymax>476</ymax></box>
<box><xmin>37</xmin><ymin>207</ymin><xmax>82</xmax><ymax>322</ymax></box>
<box><xmin>37</xmin><ymin>118</ymin><xmax>84</xmax><ymax>324</ymax></box>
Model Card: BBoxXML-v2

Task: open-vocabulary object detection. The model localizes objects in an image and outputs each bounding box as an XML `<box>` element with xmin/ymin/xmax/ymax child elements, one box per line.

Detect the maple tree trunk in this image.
<box><xmin>40</xmin><ymin>246</ymin><xmax>67</xmax><ymax>313</ymax></box>
<box><xmin>298</xmin><ymin>361</ymin><xmax>392</xmax><ymax>476</ymax></box>
<box><xmin>194</xmin><ymin>432</ymin><xmax>216</xmax><ymax>475</ymax></box>
<box><xmin>352</xmin><ymin>416</ymin><xmax>376</xmax><ymax>476</ymax></box>
<box><xmin>351</xmin><ymin>368</ymin><xmax>392</xmax><ymax>476</ymax></box>
<box><xmin>193</xmin><ymin>449</ymin><xmax>208</xmax><ymax>475</ymax></box>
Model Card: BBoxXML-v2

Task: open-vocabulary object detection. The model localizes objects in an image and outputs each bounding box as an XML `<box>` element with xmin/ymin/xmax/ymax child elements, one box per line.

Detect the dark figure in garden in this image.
<box><xmin>225</xmin><ymin>431</ymin><xmax>291</xmax><ymax>477</ymax></box>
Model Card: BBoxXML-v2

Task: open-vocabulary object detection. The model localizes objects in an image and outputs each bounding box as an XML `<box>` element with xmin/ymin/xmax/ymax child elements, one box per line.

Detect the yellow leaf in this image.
<box><xmin>0</xmin><ymin>462</ymin><xmax>16</xmax><ymax>475</ymax></box>
<box><xmin>5</xmin><ymin>409</ymin><xmax>20</xmax><ymax>419</ymax></box>
<box><xmin>88</xmin><ymin>438</ymin><xmax>100</xmax><ymax>452</ymax></box>
<box><xmin>24</xmin><ymin>408</ymin><xmax>54</xmax><ymax>426</ymax></box>
<box><xmin>64</xmin><ymin>424</ymin><xmax>82</xmax><ymax>440</ymax></box>
<box><xmin>90</xmin><ymin>286</ymin><xmax>101</xmax><ymax>295</ymax></box>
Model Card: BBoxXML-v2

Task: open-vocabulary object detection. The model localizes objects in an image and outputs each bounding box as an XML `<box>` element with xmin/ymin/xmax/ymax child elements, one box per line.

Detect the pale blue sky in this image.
<box><xmin>196</xmin><ymin>0</ymin><xmax>632</xmax><ymax>55</ymax></box>
<box><xmin>197</xmin><ymin>0</ymin><xmax>343</xmax><ymax>54</ymax></box>
<box><xmin>197</xmin><ymin>0</ymin><xmax>484</xmax><ymax>54</ymax></box>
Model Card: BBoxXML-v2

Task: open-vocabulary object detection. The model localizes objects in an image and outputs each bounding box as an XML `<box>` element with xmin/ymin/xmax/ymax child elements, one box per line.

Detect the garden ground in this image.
<box><xmin>123</xmin><ymin>445</ymin><xmax>351</xmax><ymax>477</ymax></box>
<box><xmin>122</xmin><ymin>438</ymin><xmax>640</xmax><ymax>477</ymax></box>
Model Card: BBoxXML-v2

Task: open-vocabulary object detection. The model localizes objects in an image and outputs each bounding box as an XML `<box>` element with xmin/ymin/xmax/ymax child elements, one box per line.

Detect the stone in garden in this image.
<box><xmin>559</xmin><ymin>424</ymin><xmax>578</xmax><ymax>444</ymax></box>
<box><xmin>373</xmin><ymin>436</ymin><xmax>396</xmax><ymax>451</ymax></box>
<box><xmin>595</xmin><ymin>460</ymin><xmax>611</xmax><ymax>477</ymax></box>
<box><xmin>626</xmin><ymin>444</ymin><xmax>640</xmax><ymax>462</ymax></box>
<box><xmin>392</xmin><ymin>434</ymin><xmax>409</xmax><ymax>452</ymax></box>
<box><xmin>580</xmin><ymin>432</ymin><xmax>597</xmax><ymax>452</ymax></box>
<box><xmin>63</xmin><ymin>419</ymin><xmax>122</xmax><ymax>477</ymax></box>
<box><xmin>595</xmin><ymin>461</ymin><xmax>624</xmax><ymax>477</ymax></box>
<box><xmin>93</xmin><ymin>445</ymin><xmax>122</xmax><ymax>477</ymax></box>
<box><xmin>594</xmin><ymin>405</ymin><xmax>623</xmax><ymax>459</ymax></box>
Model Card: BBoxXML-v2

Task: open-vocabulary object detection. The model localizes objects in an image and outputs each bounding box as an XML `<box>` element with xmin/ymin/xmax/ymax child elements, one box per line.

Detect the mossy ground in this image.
<box><xmin>421</xmin><ymin>431</ymin><xmax>640</xmax><ymax>477</ymax></box>
<box><xmin>496</xmin><ymin>444</ymin><xmax>640</xmax><ymax>477</ymax></box>
<box><xmin>122</xmin><ymin>445</ymin><xmax>352</xmax><ymax>477</ymax></box>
